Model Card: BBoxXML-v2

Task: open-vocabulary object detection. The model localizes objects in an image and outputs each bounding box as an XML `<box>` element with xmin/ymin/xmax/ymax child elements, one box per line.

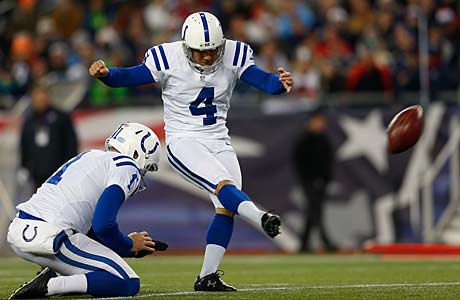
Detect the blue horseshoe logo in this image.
<box><xmin>141</xmin><ymin>132</ymin><xmax>159</xmax><ymax>154</ymax></box>
<box><xmin>22</xmin><ymin>224</ymin><xmax>38</xmax><ymax>242</ymax></box>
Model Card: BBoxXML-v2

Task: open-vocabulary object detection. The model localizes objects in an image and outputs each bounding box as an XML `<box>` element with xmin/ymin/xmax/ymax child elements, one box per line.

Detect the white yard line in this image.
<box><xmin>66</xmin><ymin>281</ymin><xmax>460</xmax><ymax>300</ymax></box>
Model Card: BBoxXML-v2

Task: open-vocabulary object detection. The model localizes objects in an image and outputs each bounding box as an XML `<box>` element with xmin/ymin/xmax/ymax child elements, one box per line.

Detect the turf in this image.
<box><xmin>1</xmin><ymin>254</ymin><xmax>460</xmax><ymax>299</ymax></box>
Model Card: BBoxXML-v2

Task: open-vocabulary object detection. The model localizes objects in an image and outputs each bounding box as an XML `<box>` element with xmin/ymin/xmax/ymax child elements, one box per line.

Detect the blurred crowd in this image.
<box><xmin>0</xmin><ymin>0</ymin><xmax>459</xmax><ymax>110</ymax></box>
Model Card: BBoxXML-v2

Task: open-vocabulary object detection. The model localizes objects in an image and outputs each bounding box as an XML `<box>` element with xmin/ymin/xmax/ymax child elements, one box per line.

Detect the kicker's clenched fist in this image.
<box><xmin>277</xmin><ymin>67</ymin><xmax>293</xmax><ymax>93</ymax></box>
<box><xmin>89</xmin><ymin>60</ymin><xmax>109</xmax><ymax>77</ymax></box>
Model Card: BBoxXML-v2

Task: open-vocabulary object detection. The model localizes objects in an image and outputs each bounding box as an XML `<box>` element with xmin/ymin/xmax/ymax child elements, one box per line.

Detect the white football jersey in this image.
<box><xmin>143</xmin><ymin>40</ymin><xmax>255</xmax><ymax>143</ymax></box>
<box><xmin>17</xmin><ymin>150</ymin><xmax>142</xmax><ymax>234</ymax></box>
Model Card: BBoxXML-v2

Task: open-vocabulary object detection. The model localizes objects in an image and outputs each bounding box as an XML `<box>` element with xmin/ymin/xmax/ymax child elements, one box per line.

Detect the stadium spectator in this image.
<box><xmin>52</xmin><ymin>0</ymin><xmax>84</xmax><ymax>39</ymax></box>
<box><xmin>6</xmin><ymin>32</ymin><xmax>35</xmax><ymax>97</ymax></box>
<box><xmin>293</xmin><ymin>109</ymin><xmax>336</xmax><ymax>253</ymax></box>
<box><xmin>255</xmin><ymin>39</ymin><xmax>290</xmax><ymax>73</ymax></box>
<box><xmin>345</xmin><ymin>0</ymin><xmax>374</xmax><ymax>45</ymax></box>
<box><xmin>314</xmin><ymin>25</ymin><xmax>352</xmax><ymax>92</ymax></box>
<box><xmin>0</xmin><ymin>0</ymin><xmax>459</xmax><ymax>109</ymax></box>
<box><xmin>9</xmin><ymin>0</ymin><xmax>40</xmax><ymax>33</ymax></box>
<box><xmin>275</xmin><ymin>1</ymin><xmax>315</xmax><ymax>49</ymax></box>
<box><xmin>8</xmin><ymin>122</ymin><xmax>164</xmax><ymax>299</ymax></box>
<box><xmin>19</xmin><ymin>82</ymin><xmax>78</xmax><ymax>190</ymax></box>
<box><xmin>345</xmin><ymin>45</ymin><xmax>393</xmax><ymax>95</ymax></box>
<box><xmin>83</xmin><ymin>0</ymin><xmax>110</xmax><ymax>38</ymax></box>
<box><xmin>291</xmin><ymin>45</ymin><xmax>321</xmax><ymax>102</ymax></box>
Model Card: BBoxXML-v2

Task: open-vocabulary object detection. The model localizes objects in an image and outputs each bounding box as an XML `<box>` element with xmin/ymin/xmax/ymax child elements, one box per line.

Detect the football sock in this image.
<box><xmin>217</xmin><ymin>184</ymin><xmax>251</xmax><ymax>214</ymax></box>
<box><xmin>200</xmin><ymin>214</ymin><xmax>234</xmax><ymax>278</ymax></box>
<box><xmin>205</xmin><ymin>214</ymin><xmax>234</xmax><ymax>248</ymax></box>
<box><xmin>199</xmin><ymin>244</ymin><xmax>226</xmax><ymax>278</ymax></box>
<box><xmin>85</xmin><ymin>271</ymin><xmax>140</xmax><ymax>297</ymax></box>
<box><xmin>46</xmin><ymin>274</ymin><xmax>87</xmax><ymax>295</ymax></box>
<box><xmin>237</xmin><ymin>200</ymin><xmax>265</xmax><ymax>224</ymax></box>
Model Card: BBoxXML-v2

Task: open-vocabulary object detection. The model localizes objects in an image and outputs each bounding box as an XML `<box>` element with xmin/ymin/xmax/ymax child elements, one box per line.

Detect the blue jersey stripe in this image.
<box><xmin>199</xmin><ymin>12</ymin><xmax>210</xmax><ymax>42</ymax></box>
<box><xmin>158</xmin><ymin>45</ymin><xmax>169</xmax><ymax>70</ymax></box>
<box><xmin>240</xmin><ymin>43</ymin><xmax>248</xmax><ymax>67</ymax></box>
<box><xmin>115</xmin><ymin>161</ymin><xmax>141</xmax><ymax>174</ymax></box>
<box><xmin>150</xmin><ymin>48</ymin><xmax>161</xmax><ymax>71</ymax></box>
<box><xmin>112</xmin><ymin>155</ymin><xmax>134</xmax><ymax>162</ymax></box>
<box><xmin>60</xmin><ymin>238</ymin><xmax>130</xmax><ymax>279</ymax></box>
<box><xmin>233</xmin><ymin>41</ymin><xmax>241</xmax><ymax>66</ymax></box>
<box><xmin>166</xmin><ymin>145</ymin><xmax>217</xmax><ymax>191</ymax></box>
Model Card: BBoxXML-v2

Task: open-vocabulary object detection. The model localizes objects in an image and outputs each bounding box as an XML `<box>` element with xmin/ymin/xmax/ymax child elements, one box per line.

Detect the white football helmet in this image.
<box><xmin>105</xmin><ymin>122</ymin><xmax>161</xmax><ymax>176</ymax></box>
<box><xmin>181</xmin><ymin>12</ymin><xmax>225</xmax><ymax>75</ymax></box>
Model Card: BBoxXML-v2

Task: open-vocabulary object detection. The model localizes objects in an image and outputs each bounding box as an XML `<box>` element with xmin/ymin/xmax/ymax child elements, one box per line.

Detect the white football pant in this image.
<box><xmin>166</xmin><ymin>137</ymin><xmax>242</xmax><ymax>208</ymax></box>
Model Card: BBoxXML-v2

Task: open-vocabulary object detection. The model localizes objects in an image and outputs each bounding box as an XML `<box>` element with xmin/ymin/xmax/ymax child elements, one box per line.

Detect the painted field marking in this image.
<box><xmin>66</xmin><ymin>281</ymin><xmax>460</xmax><ymax>300</ymax></box>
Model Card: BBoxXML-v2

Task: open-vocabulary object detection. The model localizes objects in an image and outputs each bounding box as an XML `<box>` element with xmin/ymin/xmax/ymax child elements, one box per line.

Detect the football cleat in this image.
<box><xmin>261</xmin><ymin>211</ymin><xmax>281</xmax><ymax>238</ymax></box>
<box><xmin>9</xmin><ymin>267</ymin><xmax>57</xmax><ymax>299</ymax></box>
<box><xmin>194</xmin><ymin>270</ymin><xmax>236</xmax><ymax>292</ymax></box>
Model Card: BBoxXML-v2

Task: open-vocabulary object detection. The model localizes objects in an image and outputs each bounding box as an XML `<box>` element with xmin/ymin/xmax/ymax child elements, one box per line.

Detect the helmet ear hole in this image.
<box><xmin>133</xmin><ymin>150</ymin><xmax>139</xmax><ymax>160</ymax></box>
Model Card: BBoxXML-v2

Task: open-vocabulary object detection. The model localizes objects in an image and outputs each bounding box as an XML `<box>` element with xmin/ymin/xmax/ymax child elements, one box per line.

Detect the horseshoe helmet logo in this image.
<box><xmin>141</xmin><ymin>132</ymin><xmax>159</xmax><ymax>155</ymax></box>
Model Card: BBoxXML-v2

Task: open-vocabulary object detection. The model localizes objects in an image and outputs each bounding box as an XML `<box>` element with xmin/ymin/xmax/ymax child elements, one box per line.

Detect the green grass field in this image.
<box><xmin>1</xmin><ymin>254</ymin><xmax>460</xmax><ymax>300</ymax></box>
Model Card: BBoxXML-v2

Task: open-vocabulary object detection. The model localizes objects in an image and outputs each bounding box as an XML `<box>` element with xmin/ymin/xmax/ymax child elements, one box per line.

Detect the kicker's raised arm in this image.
<box><xmin>240</xmin><ymin>65</ymin><xmax>293</xmax><ymax>95</ymax></box>
<box><xmin>88</xmin><ymin>60</ymin><xmax>155</xmax><ymax>87</ymax></box>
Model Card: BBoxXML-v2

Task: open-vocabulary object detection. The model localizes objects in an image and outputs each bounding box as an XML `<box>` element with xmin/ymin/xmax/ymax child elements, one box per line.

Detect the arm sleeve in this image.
<box><xmin>98</xmin><ymin>64</ymin><xmax>155</xmax><ymax>87</ymax></box>
<box><xmin>92</xmin><ymin>184</ymin><xmax>135</xmax><ymax>257</ymax></box>
<box><xmin>240</xmin><ymin>65</ymin><xmax>286</xmax><ymax>95</ymax></box>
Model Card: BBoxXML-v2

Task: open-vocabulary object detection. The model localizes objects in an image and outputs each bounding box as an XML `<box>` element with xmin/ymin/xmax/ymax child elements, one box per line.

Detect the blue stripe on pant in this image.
<box><xmin>57</xmin><ymin>238</ymin><xmax>129</xmax><ymax>279</ymax></box>
<box><xmin>56</xmin><ymin>238</ymin><xmax>139</xmax><ymax>296</ymax></box>
<box><xmin>166</xmin><ymin>145</ymin><xmax>217</xmax><ymax>193</ymax></box>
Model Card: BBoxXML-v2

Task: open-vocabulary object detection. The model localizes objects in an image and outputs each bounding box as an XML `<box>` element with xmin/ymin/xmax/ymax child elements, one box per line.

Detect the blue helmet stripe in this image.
<box><xmin>240</xmin><ymin>43</ymin><xmax>248</xmax><ymax>67</ymax></box>
<box><xmin>150</xmin><ymin>48</ymin><xmax>161</xmax><ymax>71</ymax></box>
<box><xmin>158</xmin><ymin>45</ymin><xmax>169</xmax><ymax>70</ymax></box>
<box><xmin>182</xmin><ymin>25</ymin><xmax>189</xmax><ymax>40</ymax></box>
<box><xmin>233</xmin><ymin>41</ymin><xmax>241</xmax><ymax>66</ymax></box>
<box><xmin>199</xmin><ymin>12</ymin><xmax>210</xmax><ymax>43</ymax></box>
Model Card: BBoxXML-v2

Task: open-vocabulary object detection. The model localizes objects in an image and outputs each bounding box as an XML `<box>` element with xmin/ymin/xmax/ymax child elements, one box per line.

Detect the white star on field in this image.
<box><xmin>337</xmin><ymin>110</ymin><xmax>388</xmax><ymax>173</ymax></box>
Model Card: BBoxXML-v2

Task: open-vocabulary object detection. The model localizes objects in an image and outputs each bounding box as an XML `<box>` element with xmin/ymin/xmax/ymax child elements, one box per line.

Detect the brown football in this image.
<box><xmin>387</xmin><ymin>105</ymin><xmax>424</xmax><ymax>153</ymax></box>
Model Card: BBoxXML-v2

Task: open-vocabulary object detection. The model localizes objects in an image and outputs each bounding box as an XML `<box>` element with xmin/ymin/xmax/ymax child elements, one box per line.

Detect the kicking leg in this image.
<box><xmin>213</xmin><ymin>148</ymin><xmax>281</xmax><ymax>238</ymax></box>
<box><xmin>215</xmin><ymin>181</ymin><xmax>281</xmax><ymax>238</ymax></box>
<box><xmin>166</xmin><ymin>138</ymin><xmax>280</xmax><ymax>291</ymax></box>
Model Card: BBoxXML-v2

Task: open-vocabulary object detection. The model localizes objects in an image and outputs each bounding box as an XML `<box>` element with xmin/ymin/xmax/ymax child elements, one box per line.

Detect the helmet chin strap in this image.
<box><xmin>138</xmin><ymin>176</ymin><xmax>148</xmax><ymax>192</ymax></box>
<box><xmin>189</xmin><ymin>61</ymin><xmax>221</xmax><ymax>75</ymax></box>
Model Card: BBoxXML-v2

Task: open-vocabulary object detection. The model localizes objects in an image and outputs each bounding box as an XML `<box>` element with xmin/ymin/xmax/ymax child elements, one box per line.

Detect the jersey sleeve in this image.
<box><xmin>143</xmin><ymin>44</ymin><xmax>171</xmax><ymax>84</ymax></box>
<box><xmin>92</xmin><ymin>184</ymin><xmax>134</xmax><ymax>257</ymax></box>
<box><xmin>106</xmin><ymin>155</ymin><xmax>142</xmax><ymax>199</ymax></box>
<box><xmin>227</xmin><ymin>41</ymin><xmax>256</xmax><ymax>79</ymax></box>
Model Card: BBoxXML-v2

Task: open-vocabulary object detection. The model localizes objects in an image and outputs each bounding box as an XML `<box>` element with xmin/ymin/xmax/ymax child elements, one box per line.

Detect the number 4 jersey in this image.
<box><xmin>16</xmin><ymin>150</ymin><xmax>142</xmax><ymax>234</ymax></box>
<box><xmin>143</xmin><ymin>40</ymin><xmax>255</xmax><ymax>143</ymax></box>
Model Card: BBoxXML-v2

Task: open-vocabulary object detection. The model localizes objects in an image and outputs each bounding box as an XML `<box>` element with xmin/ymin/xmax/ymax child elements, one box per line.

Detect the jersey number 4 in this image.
<box><xmin>189</xmin><ymin>87</ymin><xmax>216</xmax><ymax>125</ymax></box>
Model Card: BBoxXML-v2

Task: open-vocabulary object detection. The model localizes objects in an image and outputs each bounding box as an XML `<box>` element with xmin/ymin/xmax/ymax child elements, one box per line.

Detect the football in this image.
<box><xmin>387</xmin><ymin>105</ymin><xmax>424</xmax><ymax>153</ymax></box>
